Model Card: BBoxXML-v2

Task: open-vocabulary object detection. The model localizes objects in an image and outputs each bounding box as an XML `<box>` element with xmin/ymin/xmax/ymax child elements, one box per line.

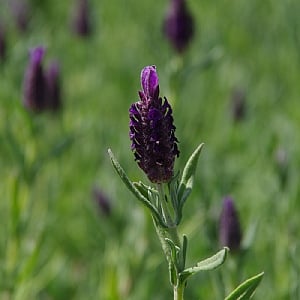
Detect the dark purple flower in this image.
<box><xmin>0</xmin><ymin>23</ymin><xmax>6</xmax><ymax>62</ymax></box>
<box><xmin>129</xmin><ymin>66</ymin><xmax>179</xmax><ymax>183</ymax></box>
<box><xmin>22</xmin><ymin>46</ymin><xmax>46</xmax><ymax>111</ymax></box>
<box><xmin>71</xmin><ymin>0</ymin><xmax>92</xmax><ymax>37</ymax></box>
<box><xmin>93</xmin><ymin>188</ymin><xmax>111</xmax><ymax>216</ymax></box>
<box><xmin>163</xmin><ymin>0</ymin><xmax>194</xmax><ymax>53</ymax></box>
<box><xmin>219</xmin><ymin>196</ymin><xmax>242</xmax><ymax>252</ymax></box>
<box><xmin>45</xmin><ymin>61</ymin><xmax>62</xmax><ymax>111</ymax></box>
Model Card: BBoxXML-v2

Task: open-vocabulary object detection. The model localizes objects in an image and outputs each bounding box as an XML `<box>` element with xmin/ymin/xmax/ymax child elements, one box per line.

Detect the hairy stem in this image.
<box><xmin>174</xmin><ymin>284</ymin><xmax>184</xmax><ymax>300</ymax></box>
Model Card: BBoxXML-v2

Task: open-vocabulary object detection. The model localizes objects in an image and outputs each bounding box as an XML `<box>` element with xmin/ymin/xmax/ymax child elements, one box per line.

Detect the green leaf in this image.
<box><xmin>133</xmin><ymin>182</ymin><xmax>158</xmax><ymax>202</ymax></box>
<box><xmin>177</xmin><ymin>143</ymin><xmax>204</xmax><ymax>221</ymax></box>
<box><xmin>181</xmin><ymin>234</ymin><xmax>188</xmax><ymax>270</ymax></box>
<box><xmin>165</xmin><ymin>238</ymin><xmax>180</xmax><ymax>285</ymax></box>
<box><xmin>225</xmin><ymin>272</ymin><xmax>264</xmax><ymax>300</ymax></box>
<box><xmin>180</xmin><ymin>247</ymin><xmax>228</xmax><ymax>283</ymax></box>
<box><xmin>108</xmin><ymin>149</ymin><xmax>167</xmax><ymax>228</ymax></box>
<box><xmin>168</xmin><ymin>172</ymin><xmax>180</xmax><ymax>214</ymax></box>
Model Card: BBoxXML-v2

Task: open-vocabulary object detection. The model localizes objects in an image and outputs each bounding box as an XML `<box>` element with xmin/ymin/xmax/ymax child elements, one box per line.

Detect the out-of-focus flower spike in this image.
<box><xmin>129</xmin><ymin>66</ymin><xmax>179</xmax><ymax>183</ymax></box>
<box><xmin>163</xmin><ymin>0</ymin><xmax>194</xmax><ymax>53</ymax></box>
<box><xmin>71</xmin><ymin>0</ymin><xmax>92</xmax><ymax>37</ymax></box>
<box><xmin>45</xmin><ymin>60</ymin><xmax>62</xmax><ymax>111</ymax></box>
<box><xmin>10</xmin><ymin>0</ymin><xmax>30</xmax><ymax>32</ymax></box>
<box><xmin>0</xmin><ymin>23</ymin><xmax>6</xmax><ymax>62</ymax></box>
<box><xmin>92</xmin><ymin>187</ymin><xmax>111</xmax><ymax>216</ymax></box>
<box><xmin>22</xmin><ymin>46</ymin><xmax>46</xmax><ymax>111</ymax></box>
<box><xmin>231</xmin><ymin>88</ymin><xmax>246</xmax><ymax>122</ymax></box>
<box><xmin>219</xmin><ymin>196</ymin><xmax>242</xmax><ymax>252</ymax></box>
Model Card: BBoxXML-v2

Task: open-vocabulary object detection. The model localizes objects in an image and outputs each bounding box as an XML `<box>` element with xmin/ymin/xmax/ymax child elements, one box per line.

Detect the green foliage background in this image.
<box><xmin>1</xmin><ymin>0</ymin><xmax>300</xmax><ymax>299</ymax></box>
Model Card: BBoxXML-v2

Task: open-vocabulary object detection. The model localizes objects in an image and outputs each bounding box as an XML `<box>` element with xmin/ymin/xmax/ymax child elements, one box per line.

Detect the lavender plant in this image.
<box><xmin>109</xmin><ymin>66</ymin><xmax>263</xmax><ymax>299</ymax></box>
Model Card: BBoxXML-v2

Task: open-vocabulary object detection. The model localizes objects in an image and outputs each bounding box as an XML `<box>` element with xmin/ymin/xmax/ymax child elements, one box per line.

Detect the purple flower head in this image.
<box><xmin>23</xmin><ymin>46</ymin><xmax>46</xmax><ymax>111</ymax></box>
<box><xmin>129</xmin><ymin>66</ymin><xmax>179</xmax><ymax>183</ymax></box>
<box><xmin>93</xmin><ymin>187</ymin><xmax>111</xmax><ymax>216</ymax></box>
<box><xmin>71</xmin><ymin>0</ymin><xmax>92</xmax><ymax>37</ymax></box>
<box><xmin>219</xmin><ymin>196</ymin><xmax>242</xmax><ymax>252</ymax></box>
<box><xmin>163</xmin><ymin>0</ymin><xmax>194</xmax><ymax>53</ymax></box>
<box><xmin>45</xmin><ymin>60</ymin><xmax>62</xmax><ymax>111</ymax></box>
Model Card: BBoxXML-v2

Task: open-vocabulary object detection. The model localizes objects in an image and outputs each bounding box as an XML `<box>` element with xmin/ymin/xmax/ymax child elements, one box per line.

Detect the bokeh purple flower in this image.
<box><xmin>93</xmin><ymin>187</ymin><xmax>111</xmax><ymax>216</ymax></box>
<box><xmin>23</xmin><ymin>46</ymin><xmax>46</xmax><ymax>111</ymax></box>
<box><xmin>231</xmin><ymin>88</ymin><xmax>246</xmax><ymax>122</ymax></box>
<box><xmin>71</xmin><ymin>0</ymin><xmax>92</xmax><ymax>37</ymax></box>
<box><xmin>10</xmin><ymin>0</ymin><xmax>30</xmax><ymax>32</ymax></box>
<box><xmin>129</xmin><ymin>66</ymin><xmax>179</xmax><ymax>183</ymax></box>
<box><xmin>163</xmin><ymin>0</ymin><xmax>194</xmax><ymax>53</ymax></box>
<box><xmin>0</xmin><ymin>23</ymin><xmax>6</xmax><ymax>62</ymax></box>
<box><xmin>45</xmin><ymin>60</ymin><xmax>62</xmax><ymax>111</ymax></box>
<box><xmin>219</xmin><ymin>196</ymin><xmax>242</xmax><ymax>252</ymax></box>
<box><xmin>23</xmin><ymin>47</ymin><xmax>62</xmax><ymax>112</ymax></box>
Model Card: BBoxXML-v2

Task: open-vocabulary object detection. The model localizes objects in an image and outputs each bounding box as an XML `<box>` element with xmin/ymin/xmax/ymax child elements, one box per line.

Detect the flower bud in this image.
<box><xmin>163</xmin><ymin>0</ymin><xmax>194</xmax><ymax>53</ymax></box>
<box><xmin>219</xmin><ymin>196</ymin><xmax>242</xmax><ymax>252</ymax></box>
<box><xmin>129</xmin><ymin>66</ymin><xmax>179</xmax><ymax>183</ymax></box>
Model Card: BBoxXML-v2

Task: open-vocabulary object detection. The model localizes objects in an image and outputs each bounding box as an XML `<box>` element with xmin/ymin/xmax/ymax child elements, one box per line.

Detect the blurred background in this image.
<box><xmin>1</xmin><ymin>0</ymin><xmax>300</xmax><ymax>299</ymax></box>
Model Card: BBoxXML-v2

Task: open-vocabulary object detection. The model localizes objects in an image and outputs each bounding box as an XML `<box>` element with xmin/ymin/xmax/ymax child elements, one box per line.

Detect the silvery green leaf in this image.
<box><xmin>225</xmin><ymin>272</ymin><xmax>264</xmax><ymax>300</ymax></box>
<box><xmin>177</xmin><ymin>143</ymin><xmax>204</xmax><ymax>221</ymax></box>
<box><xmin>108</xmin><ymin>149</ymin><xmax>167</xmax><ymax>228</ymax></box>
<box><xmin>165</xmin><ymin>238</ymin><xmax>180</xmax><ymax>285</ymax></box>
<box><xmin>178</xmin><ymin>143</ymin><xmax>204</xmax><ymax>204</ymax></box>
<box><xmin>181</xmin><ymin>235</ymin><xmax>188</xmax><ymax>270</ymax></box>
<box><xmin>179</xmin><ymin>247</ymin><xmax>228</xmax><ymax>283</ymax></box>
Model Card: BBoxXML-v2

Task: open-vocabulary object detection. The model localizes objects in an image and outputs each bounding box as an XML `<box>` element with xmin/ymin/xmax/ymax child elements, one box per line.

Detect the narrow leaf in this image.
<box><xmin>165</xmin><ymin>238</ymin><xmax>180</xmax><ymax>286</ymax></box>
<box><xmin>177</xmin><ymin>143</ymin><xmax>204</xmax><ymax>210</ymax></box>
<box><xmin>180</xmin><ymin>247</ymin><xmax>228</xmax><ymax>283</ymax></box>
<box><xmin>108</xmin><ymin>149</ymin><xmax>166</xmax><ymax>227</ymax></box>
<box><xmin>181</xmin><ymin>234</ymin><xmax>188</xmax><ymax>270</ymax></box>
<box><xmin>225</xmin><ymin>272</ymin><xmax>264</xmax><ymax>300</ymax></box>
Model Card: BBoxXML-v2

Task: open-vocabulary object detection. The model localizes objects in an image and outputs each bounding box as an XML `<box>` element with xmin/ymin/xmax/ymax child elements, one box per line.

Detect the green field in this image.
<box><xmin>1</xmin><ymin>0</ymin><xmax>300</xmax><ymax>299</ymax></box>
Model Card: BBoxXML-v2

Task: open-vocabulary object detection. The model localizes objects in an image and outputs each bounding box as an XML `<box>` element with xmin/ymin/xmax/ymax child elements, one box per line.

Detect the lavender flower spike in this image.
<box><xmin>129</xmin><ymin>66</ymin><xmax>179</xmax><ymax>183</ymax></box>
<box><xmin>22</xmin><ymin>46</ymin><xmax>46</xmax><ymax>111</ymax></box>
<box><xmin>163</xmin><ymin>0</ymin><xmax>194</xmax><ymax>53</ymax></box>
<box><xmin>0</xmin><ymin>23</ymin><xmax>6</xmax><ymax>62</ymax></box>
<box><xmin>71</xmin><ymin>0</ymin><xmax>92</xmax><ymax>37</ymax></box>
<box><xmin>219</xmin><ymin>196</ymin><xmax>242</xmax><ymax>252</ymax></box>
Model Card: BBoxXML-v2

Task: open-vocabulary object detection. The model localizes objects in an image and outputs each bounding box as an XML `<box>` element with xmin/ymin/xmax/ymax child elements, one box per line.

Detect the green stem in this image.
<box><xmin>157</xmin><ymin>183</ymin><xmax>174</xmax><ymax>226</ymax></box>
<box><xmin>174</xmin><ymin>284</ymin><xmax>185</xmax><ymax>300</ymax></box>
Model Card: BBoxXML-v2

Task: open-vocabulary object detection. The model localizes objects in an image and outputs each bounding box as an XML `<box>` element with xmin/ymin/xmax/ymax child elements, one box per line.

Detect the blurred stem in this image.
<box><xmin>167</xmin><ymin>55</ymin><xmax>184</xmax><ymax>108</ymax></box>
